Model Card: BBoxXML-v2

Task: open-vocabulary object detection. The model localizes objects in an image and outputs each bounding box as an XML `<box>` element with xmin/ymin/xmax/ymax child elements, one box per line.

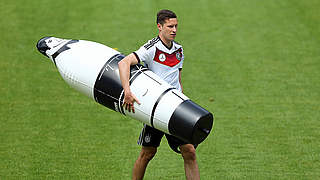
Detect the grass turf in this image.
<box><xmin>1</xmin><ymin>0</ymin><xmax>320</xmax><ymax>179</ymax></box>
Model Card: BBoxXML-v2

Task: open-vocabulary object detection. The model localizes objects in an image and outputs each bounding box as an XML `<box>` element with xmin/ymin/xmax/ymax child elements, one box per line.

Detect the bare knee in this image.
<box><xmin>138</xmin><ymin>147</ymin><xmax>157</xmax><ymax>163</ymax></box>
<box><xmin>180</xmin><ymin>144</ymin><xmax>197</xmax><ymax>162</ymax></box>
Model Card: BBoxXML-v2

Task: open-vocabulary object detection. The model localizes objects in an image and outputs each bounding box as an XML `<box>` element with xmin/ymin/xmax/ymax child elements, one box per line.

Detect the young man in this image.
<box><xmin>118</xmin><ymin>9</ymin><xmax>200</xmax><ymax>180</ymax></box>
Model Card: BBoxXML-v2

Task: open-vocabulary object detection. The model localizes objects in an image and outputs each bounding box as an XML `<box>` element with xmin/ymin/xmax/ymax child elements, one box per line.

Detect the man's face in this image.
<box><xmin>158</xmin><ymin>18</ymin><xmax>178</xmax><ymax>42</ymax></box>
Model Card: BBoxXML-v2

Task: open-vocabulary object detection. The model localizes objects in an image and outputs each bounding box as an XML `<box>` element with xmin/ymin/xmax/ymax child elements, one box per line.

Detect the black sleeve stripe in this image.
<box><xmin>133</xmin><ymin>52</ymin><xmax>141</xmax><ymax>64</ymax></box>
<box><xmin>143</xmin><ymin>37</ymin><xmax>160</xmax><ymax>50</ymax></box>
<box><xmin>179</xmin><ymin>68</ymin><xmax>182</xmax><ymax>71</ymax></box>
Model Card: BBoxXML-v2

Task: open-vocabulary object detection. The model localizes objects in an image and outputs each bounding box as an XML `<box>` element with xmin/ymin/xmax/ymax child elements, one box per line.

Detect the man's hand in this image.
<box><xmin>123</xmin><ymin>91</ymin><xmax>141</xmax><ymax>113</ymax></box>
<box><xmin>118</xmin><ymin>53</ymin><xmax>140</xmax><ymax>113</ymax></box>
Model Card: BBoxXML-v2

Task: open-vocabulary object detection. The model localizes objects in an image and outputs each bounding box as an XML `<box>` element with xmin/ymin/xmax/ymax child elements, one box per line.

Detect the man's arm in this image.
<box><xmin>118</xmin><ymin>53</ymin><xmax>141</xmax><ymax>113</ymax></box>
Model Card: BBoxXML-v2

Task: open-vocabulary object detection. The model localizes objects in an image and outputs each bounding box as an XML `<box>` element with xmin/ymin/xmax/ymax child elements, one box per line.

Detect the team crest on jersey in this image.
<box><xmin>145</xmin><ymin>134</ymin><xmax>151</xmax><ymax>143</ymax></box>
<box><xmin>176</xmin><ymin>52</ymin><xmax>182</xmax><ymax>61</ymax></box>
<box><xmin>154</xmin><ymin>48</ymin><xmax>182</xmax><ymax>67</ymax></box>
<box><xmin>159</xmin><ymin>53</ymin><xmax>166</xmax><ymax>62</ymax></box>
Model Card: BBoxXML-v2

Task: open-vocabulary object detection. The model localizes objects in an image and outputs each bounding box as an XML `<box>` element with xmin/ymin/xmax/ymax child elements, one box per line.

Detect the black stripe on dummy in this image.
<box><xmin>94</xmin><ymin>54</ymin><xmax>125</xmax><ymax>112</ymax></box>
<box><xmin>168</xmin><ymin>100</ymin><xmax>214</xmax><ymax>144</ymax></box>
<box><xmin>36</xmin><ymin>37</ymin><xmax>79</xmax><ymax>65</ymax></box>
<box><xmin>129</xmin><ymin>64</ymin><xmax>148</xmax><ymax>85</ymax></box>
<box><xmin>52</xmin><ymin>40</ymin><xmax>79</xmax><ymax>65</ymax></box>
<box><xmin>94</xmin><ymin>54</ymin><xmax>148</xmax><ymax>114</ymax></box>
<box><xmin>150</xmin><ymin>87</ymin><xmax>175</xmax><ymax>127</ymax></box>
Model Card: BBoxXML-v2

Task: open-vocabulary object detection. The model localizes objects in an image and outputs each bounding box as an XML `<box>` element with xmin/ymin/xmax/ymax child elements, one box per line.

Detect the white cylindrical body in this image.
<box><xmin>52</xmin><ymin>40</ymin><xmax>118</xmax><ymax>99</ymax></box>
<box><xmin>36</xmin><ymin>37</ymin><xmax>213</xmax><ymax>144</ymax></box>
<box><xmin>129</xmin><ymin>70</ymin><xmax>189</xmax><ymax>133</ymax></box>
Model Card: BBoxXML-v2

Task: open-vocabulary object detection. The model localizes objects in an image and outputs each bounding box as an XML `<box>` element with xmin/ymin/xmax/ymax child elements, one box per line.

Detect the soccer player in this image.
<box><xmin>118</xmin><ymin>9</ymin><xmax>200</xmax><ymax>180</ymax></box>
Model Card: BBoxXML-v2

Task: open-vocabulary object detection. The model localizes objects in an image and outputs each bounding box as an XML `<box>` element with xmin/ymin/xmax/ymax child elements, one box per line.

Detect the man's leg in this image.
<box><xmin>132</xmin><ymin>146</ymin><xmax>157</xmax><ymax>180</ymax></box>
<box><xmin>180</xmin><ymin>144</ymin><xmax>200</xmax><ymax>180</ymax></box>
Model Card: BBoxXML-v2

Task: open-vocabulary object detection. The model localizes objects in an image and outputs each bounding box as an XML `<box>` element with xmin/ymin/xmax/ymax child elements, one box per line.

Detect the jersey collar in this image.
<box><xmin>158</xmin><ymin>36</ymin><xmax>173</xmax><ymax>50</ymax></box>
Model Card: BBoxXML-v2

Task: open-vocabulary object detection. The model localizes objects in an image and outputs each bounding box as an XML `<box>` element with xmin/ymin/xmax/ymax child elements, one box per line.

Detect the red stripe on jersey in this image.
<box><xmin>153</xmin><ymin>48</ymin><xmax>182</xmax><ymax>67</ymax></box>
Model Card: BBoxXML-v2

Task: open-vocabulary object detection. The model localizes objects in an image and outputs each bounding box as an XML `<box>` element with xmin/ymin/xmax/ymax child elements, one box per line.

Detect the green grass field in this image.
<box><xmin>1</xmin><ymin>0</ymin><xmax>320</xmax><ymax>179</ymax></box>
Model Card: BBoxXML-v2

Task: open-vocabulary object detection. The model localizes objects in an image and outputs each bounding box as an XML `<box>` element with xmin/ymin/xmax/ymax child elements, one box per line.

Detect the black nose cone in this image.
<box><xmin>36</xmin><ymin>37</ymin><xmax>51</xmax><ymax>57</ymax></box>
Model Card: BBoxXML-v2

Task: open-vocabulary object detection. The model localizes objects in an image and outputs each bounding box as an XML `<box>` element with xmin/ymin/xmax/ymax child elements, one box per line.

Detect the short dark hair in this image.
<box><xmin>156</xmin><ymin>9</ymin><xmax>177</xmax><ymax>25</ymax></box>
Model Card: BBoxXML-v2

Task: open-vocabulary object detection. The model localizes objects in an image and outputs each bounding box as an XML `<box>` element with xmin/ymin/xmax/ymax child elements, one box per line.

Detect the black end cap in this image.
<box><xmin>168</xmin><ymin>100</ymin><xmax>214</xmax><ymax>144</ymax></box>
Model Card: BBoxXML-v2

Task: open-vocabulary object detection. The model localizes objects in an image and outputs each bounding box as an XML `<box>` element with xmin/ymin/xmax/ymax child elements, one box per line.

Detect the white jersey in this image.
<box><xmin>134</xmin><ymin>36</ymin><xmax>184</xmax><ymax>91</ymax></box>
